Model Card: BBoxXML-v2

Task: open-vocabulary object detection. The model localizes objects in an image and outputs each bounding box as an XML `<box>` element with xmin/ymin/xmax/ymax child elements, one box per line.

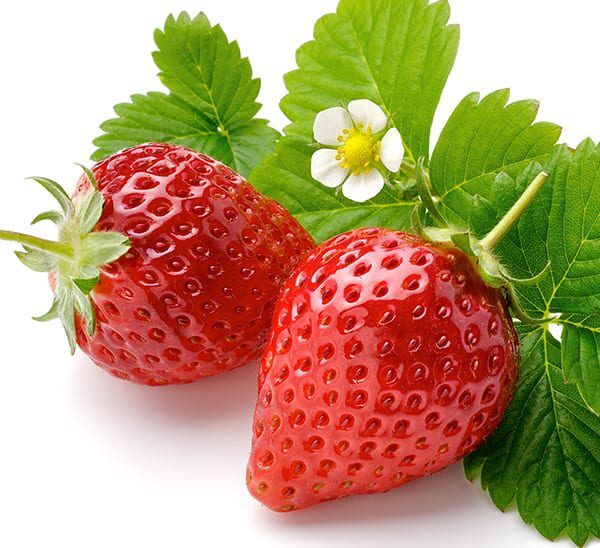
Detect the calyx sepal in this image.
<box><xmin>0</xmin><ymin>169</ymin><xmax>130</xmax><ymax>353</ymax></box>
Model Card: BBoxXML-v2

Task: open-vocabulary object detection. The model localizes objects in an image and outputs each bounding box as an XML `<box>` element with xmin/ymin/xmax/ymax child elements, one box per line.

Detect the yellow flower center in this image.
<box><xmin>337</xmin><ymin>124</ymin><xmax>381</xmax><ymax>175</ymax></box>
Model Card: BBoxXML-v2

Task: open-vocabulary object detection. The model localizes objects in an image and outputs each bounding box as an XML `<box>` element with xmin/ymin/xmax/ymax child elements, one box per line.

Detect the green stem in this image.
<box><xmin>0</xmin><ymin>230</ymin><xmax>73</xmax><ymax>258</ymax></box>
<box><xmin>480</xmin><ymin>171</ymin><xmax>549</xmax><ymax>251</ymax></box>
<box><xmin>400</xmin><ymin>157</ymin><xmax>416</xmax><ymax>175</ymax></box>
<box><xmin>414</xmin><ymin>158</ymin><xmax>445</xmax><ymax>226</ymax></box>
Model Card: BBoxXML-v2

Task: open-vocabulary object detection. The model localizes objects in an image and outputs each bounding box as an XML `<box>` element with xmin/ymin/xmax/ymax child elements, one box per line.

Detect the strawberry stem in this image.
<box><xmin>0</xmin><ymin>230</ymin><xmax>73</xmax><ymax>258</ymax></box>
<box><xmin>480</xmin><ymin>171</ymin><xmax>549</xmax><ymax>251</ymax></box>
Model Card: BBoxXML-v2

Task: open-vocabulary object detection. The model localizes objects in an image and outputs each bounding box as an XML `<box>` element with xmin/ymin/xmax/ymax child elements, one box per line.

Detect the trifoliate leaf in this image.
<box><xmin>93</xmin><ymin>12</ymin><xmax>278</xmax><ymax>177</ymax></box>
<box><xmin>464</xmin><ymin>326</ymin><xmax>600</xmax><ymax>546</ymax></box>
<box><xmin>251</xmin><ymin>138</ymin><xmax>416</xmax><ymax>243</ymax></box>
<box><xmin>563</xmin><ymin>314</ymin><xmax>600</xmax><ymax>415</ymax></box>
<box><xmin>430</xmin><ymin>90</ymin><xmax>561</xmax><ymax>230</ymax></box>
<box><xmin>251</xmin><ymin>0</ymin><xmax>459</xmax><ymax>242</ymax></box>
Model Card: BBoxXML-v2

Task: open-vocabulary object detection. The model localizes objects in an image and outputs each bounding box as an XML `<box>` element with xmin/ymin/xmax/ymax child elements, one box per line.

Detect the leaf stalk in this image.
<box><xmin>480</xmin><ymin>171</ymin><xmax>549</xmax><ymax>251</ymax></box>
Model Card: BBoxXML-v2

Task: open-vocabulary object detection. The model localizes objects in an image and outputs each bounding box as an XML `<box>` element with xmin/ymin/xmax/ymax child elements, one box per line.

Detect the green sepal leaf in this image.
<box><xmin>562</xmin><ymin>315</ymin><xmax>600</xmax><ymax>415</ymax></box>
<box><xmin>92</xmin><ymin>12</ymin><xmax>278</xmax><ymax>177</ymax></box>
<box><xmin>57</xmin><ymin>289</ymin><xmax>77</xmax><ymax>355</ymax></box>
<box><xmin>28</xmin><ymin>177</ymin><xmax>73</xmax><ymax>215</ymax></box>
<box><xmin>464</xmin><ymin>326</ymin><xmax>600</xmax><ymax>546</ymax></box>
<box><xmin>71</xmin><ymin>286</ymin><xmax>96</xmax><ymax>336</ymax></box>
<box><xmin>72</xmin><ymin>276</ymin><xmax>100</xmax><ymax>295</ymax></box>
<box><xmin>32</xmin><ymin>297</ymin><xmax>60</xmax><ymax>323</ymax></box>
<box><xmin>77</xmin><ymin>190</ymin><xmax>104</xmax><ymax>234</ymax></box>
<box><xmin>74</xmin><ymin>163</ymin><xmax>99</xmax><ymax>191</ymax></box>
<box><xmin>1</xmin><ymin>179</ymin><xmax>129</xmax><ymax>351</ymax></box>
<box><xmin>450</xmin><ymin>232</ymin><xmax>475</xmax><ymax>256</ymax></box>
<box><xmin>31</xmin><ymin>210</ymin><xmax>64</xmax><ymax>226</ymax></box>
<box><xmin>501</xmin><ymin>260</ymin><xmax>552</xmax><ymax>288</ymax></box>
<box><xmin>14</xmin><ymin>248</ymin><xmax>57</xmax><ymax>273</ymax></box>
<box><xmin>81</xmin><ymin>232</ymin><xmax>130</xmax><ymax>267</ymax></box>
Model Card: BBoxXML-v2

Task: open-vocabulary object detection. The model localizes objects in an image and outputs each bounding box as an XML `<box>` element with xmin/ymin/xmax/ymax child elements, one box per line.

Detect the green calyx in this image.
<box><xmin>412</xmin><ymin>164</ymin><xmax>554</xmax><ymax>326</ymax></box>
<box><xmin>0</xmin><ymin>168</ymin><xmax>130</xmax><ymax>353</ymax></box>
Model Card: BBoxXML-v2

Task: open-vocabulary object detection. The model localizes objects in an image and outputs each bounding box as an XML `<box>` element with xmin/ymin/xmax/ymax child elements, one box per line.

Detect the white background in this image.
<box><xmin>0</xmin><ymin>1</ymin><xmax>598</xmax><ymax>547</ymax></box>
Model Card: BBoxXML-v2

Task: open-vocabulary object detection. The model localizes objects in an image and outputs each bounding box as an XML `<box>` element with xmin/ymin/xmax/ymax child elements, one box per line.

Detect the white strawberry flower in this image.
<box><xmin>310</xmin><ymin>99</ymin><xmax>405</xmax><ymax>203</ymax></box>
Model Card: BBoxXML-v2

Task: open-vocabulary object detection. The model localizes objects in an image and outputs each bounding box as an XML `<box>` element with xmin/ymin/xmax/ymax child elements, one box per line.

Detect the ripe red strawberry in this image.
<box><xmin>247</xmin><ymin>227</ymin><xmax>519</xmax><ymax>511</ymax></box>
<box><xmin>1</xmin><ymin>143</ymin><xmax>315</xmax><ymax>385</ymax></box>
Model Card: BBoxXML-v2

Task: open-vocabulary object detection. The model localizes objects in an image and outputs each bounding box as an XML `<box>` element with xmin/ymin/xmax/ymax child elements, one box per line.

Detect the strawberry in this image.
<box><xmin>246</xmin><ymin>227</ymin><xmax>519</xmax><ymax>511</ymax></box>
<box><xmin>0</xmin><ymin>143</ymin><xmax>315</xmax><ymax>385</ymax></box>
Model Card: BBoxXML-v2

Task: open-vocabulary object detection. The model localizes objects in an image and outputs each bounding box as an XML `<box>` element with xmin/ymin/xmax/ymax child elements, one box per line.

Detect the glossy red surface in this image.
<box><xmin>73</xmin><ymin>143</ymin><xmax>315</xmax><ymax>385</ymax></box>
<box><xmin>247</xmin><ymin>228</ymin><xmax>519</xmax><ymax>511</ymax></box>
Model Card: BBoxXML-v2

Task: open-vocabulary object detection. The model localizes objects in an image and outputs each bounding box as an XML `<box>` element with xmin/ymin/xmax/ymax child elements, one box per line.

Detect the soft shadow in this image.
<box><xmin>68</xmin><ymin>356</ymin><xmax>259</xmax><ymax>423</ymax></box>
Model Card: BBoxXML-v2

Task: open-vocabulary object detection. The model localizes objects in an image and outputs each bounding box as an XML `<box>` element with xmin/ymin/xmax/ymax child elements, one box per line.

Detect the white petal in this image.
<box><xmin>311</xmin><ymin>149</ymin><xmax>349</xmax><ymax>188</ymax></box>
<box><xmin>313</xmin><ymin>107</ymin><xmax>353</xmax><ymax>145</ymax></box>
<box><xmin>380</xmin><ymin>128</ymin><xmax>405</xmax><ymax>172</ymax></box>
<box><xmin>342</xmin><ymin>170</ymin><xmax>385</xmax><ymax>203</ymax></box>
<box><xmin>348</xmin><ymin>99</ymin><xmax>387</xmax><ymax>133</ymax></box>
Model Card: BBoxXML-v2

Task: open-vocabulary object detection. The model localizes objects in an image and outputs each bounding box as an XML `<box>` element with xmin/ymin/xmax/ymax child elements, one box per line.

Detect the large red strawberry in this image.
<box><xmin>0</xmin><ymin>143</ymin><xmax>315</xmax><ymax>385</ymax></box>
<box><xmin>247</xmin><ymin>227</ymin><xmax>519</xmax><ymax>511</ymax></box>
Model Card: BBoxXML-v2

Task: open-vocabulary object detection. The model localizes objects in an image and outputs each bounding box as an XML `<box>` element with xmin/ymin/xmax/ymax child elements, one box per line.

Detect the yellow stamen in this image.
<box><xmin>337</xmin><ymin>124</ymin><xmax>381</xmax><ymax>175</ymax></box>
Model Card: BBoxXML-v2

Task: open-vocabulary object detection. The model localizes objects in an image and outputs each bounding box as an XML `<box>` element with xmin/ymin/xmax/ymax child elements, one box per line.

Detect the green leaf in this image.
<box><xmin>251</xmin><ymin>138</ymin><xmax>416</xmax><ymax>243</ymax></box>
<box><xmin>488</xmin><ymin>142</ymin><xmax>600</xmax><ymax>318</ymax></box>
<box><xmin>542</xmin><ymin>141</ymin><xmax>600</xmax><ymax>314</ymax></box>
<box><xmin>464</xmin><ymin>326</ymin><xmax>600</xmax><ymax>546</ymax></box>
<box><xmin>92</xmin><ymin>12</ymin><xmax>278</xmax><ymax>177</ymax></box>
<box><xmin>563</xmin><ymin>314</ymin><xmax>600</xmax><ymax>415</ymax></box>
<box><xmin>430</xmin><ymin>90</ymin><xmax>562</xmax><ymax>230</ymax></box>
<box><xmin>251</xmin><ymin>0</ymin><xmax>459</xmax><ymax>241</ymax></box>
<box><xmin>281</xmin><ymin>0</ymin><xmax>459</xmax><ymax>158</ymax></box>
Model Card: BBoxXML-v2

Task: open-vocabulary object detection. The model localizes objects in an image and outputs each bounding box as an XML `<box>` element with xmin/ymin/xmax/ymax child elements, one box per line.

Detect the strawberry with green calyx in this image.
<box><xmin>247</xmin><ymin>168</ymin><xmax>550</xmax><ymax>512</ymax></box>
<box><xmin>0</xmin><ymin>143</ymin><xmax>315</xmax><ymax>385</ymax></box>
